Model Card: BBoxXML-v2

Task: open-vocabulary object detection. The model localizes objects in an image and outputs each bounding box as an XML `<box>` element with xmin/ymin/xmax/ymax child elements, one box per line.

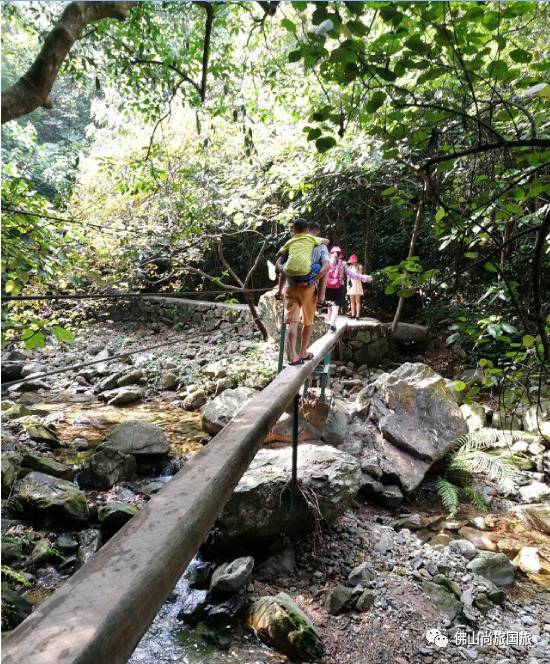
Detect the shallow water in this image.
<box><xmin>31</xmin><ymin>398</ymin><xmax>205</xmax><ymax>456</ymax></box>
<box><xmin>129</xmin><ymin>559</ymin><xmax>287</xmax><ymax>664</ymax></box>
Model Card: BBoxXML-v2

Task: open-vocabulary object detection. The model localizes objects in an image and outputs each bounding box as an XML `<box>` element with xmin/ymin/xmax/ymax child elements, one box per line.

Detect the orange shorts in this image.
<box><xmin>284</xmin><ymin>284</ymin><xmax>316</xmax><ymax>326</ymax></box>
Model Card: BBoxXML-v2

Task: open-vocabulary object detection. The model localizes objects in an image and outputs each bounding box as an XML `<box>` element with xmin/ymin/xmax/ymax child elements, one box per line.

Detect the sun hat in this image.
<box><xmin>347</xmin><ymin>254</ymin><xmax>358</xmax><ymax>264</ymax></box>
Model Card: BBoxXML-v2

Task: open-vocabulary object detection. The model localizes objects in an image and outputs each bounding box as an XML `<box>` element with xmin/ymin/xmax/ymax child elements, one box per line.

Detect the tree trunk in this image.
<box><xmin>1</xmin><ymin>2</ymin><xmax>135</xmax><ymax>124</ymax></box>
<box><xmin>390</xmin><ymin>187</ymin><xmax>426</xmax><ymax>334</ymax></box>
<box><xmin>244</xmin><ymin>292</ymin><xmax>268</xmax><ymax>340</ymax></box>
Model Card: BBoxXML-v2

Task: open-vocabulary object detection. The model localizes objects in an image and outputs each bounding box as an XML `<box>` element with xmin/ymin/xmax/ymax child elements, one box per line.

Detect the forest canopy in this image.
<box><xmin>1</xmin><ymin>0</ymin><xmax>549</xmax><ymax>409</ymax></box>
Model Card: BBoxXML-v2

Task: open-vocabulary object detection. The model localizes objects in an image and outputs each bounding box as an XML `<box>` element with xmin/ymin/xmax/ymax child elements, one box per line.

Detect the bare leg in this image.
<box><xmin>286</xmin><ymin>321</ymin><xmax>299</xmax><ymax>363</ymax></box>
<box><xmin>356</xmin><ymin>295</ymin><xmax>362</xmax><ymax>317</ymax></box>
<box><xmin>329</xmin><ymin>304</ymin><xmax>339</xmax><ymax>326</ymax></box>
<box><xmin>276</xmin><ymin>273</ymin><xmax>286</xmax><ymax>299</ymax></box>
<box><xmin>317</xmin><ymin>273</ymin><xmax>327</xmax><ymax>304</ymax></box>
<box><xmin>350</xmin><ymin>296</ymin><xmax>356</xmax><ymax>317</ymax></box>
<box><xmin>299</xmin><ymin>324</ymin><xmax>313</xmax><ymax>358</ymax></box>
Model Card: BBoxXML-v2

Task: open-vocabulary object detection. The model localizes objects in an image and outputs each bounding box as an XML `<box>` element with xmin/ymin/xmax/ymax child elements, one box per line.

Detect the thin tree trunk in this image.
<box><xmin>363</xmin><ymin>199</ymin><xmax>371</xmax><ymax>271</ymax></box>
<box><xmin>390</xmin><ymin>187</ymin><xmax>426</xmax><ymax>334</ymax></box>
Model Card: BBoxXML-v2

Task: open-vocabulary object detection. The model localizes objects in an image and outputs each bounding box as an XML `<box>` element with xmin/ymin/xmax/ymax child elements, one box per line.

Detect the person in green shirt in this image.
<box><xmin>276</xmin><ymin>219</ymin><xmax>329</xmax><ymax>298</ymax></box>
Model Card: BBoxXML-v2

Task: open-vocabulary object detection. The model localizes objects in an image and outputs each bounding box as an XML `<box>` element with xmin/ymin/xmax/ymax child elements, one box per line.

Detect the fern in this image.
<box><xmin>461</xmin><ymin>486</ymin><xmax>488</xmax><ymax>513</ymax></box>
<box><xmin>1</xmin><ymin>565</ymin><xmax>31</xmax><ymax>588</ymax></box>
<box><xmin>437</xmin><ymin>428</ymin><xmax>526</xmax><ymax>516</ymax></box>
<box><xmin>436</xmin><ymin>477</ymin><xmax>460</xmax><ymax>518</ymax></box>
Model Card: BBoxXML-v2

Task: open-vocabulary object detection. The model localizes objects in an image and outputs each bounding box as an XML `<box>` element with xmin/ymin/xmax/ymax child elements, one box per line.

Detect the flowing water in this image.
<box><xmin>129</xmin><ymin>559</ymin><xmax>287</xmax><ymax>664</ymax></box>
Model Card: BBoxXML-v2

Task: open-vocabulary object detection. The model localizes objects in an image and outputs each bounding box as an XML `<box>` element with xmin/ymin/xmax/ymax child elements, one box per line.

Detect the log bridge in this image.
<box><xmin>1</xmin><ymin>316</ymin><xmax>385</xmax><ymax>664</ymax></box>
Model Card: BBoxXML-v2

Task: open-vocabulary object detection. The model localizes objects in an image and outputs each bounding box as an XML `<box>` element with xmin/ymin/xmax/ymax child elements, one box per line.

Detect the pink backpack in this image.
<box><xmin>326</xmin><ymin>261</ymin><xmax>344</xmax><ymax>289</ymax></box>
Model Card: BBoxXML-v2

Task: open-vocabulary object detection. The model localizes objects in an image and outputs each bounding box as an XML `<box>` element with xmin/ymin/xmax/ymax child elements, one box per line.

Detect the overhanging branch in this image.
<box><xmin>1</xmin><ymin>1</ymin><xmax>136</xmax><ymax>123</ymax></box>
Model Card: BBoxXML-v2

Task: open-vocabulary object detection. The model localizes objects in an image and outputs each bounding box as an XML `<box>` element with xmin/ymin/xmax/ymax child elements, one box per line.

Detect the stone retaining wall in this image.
<box><xmin>123</xmin><ymin>296</ymin><xmax>256</xmax><ymax>337</ymax></box>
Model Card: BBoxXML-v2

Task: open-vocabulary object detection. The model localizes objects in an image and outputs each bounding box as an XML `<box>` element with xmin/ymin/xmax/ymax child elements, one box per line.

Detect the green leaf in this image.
<box><xmin>488</xmin><ymin>60</ymin><xmax>509</xmax><ymax>80</ymax></box>
<box><xmin>281</xmin><ymin>18</ymin><xmax>297</xmax><ymax>33</ymax></box>
<box><xmin>307</xmin><ymin>127</ymin><xmax>322</xmax><ymax>141</ymax></box>
<box><xmin>450</xmin><ymin>380</ymin><xmax>467</xmax><ymax>392</ymax></box>
<box><xmin>483</xmin><ymin>262</ymin><xmax>499</xmax><ymax>273</ymax></box>
<box><xmin>22</xmin><ymin>330</ymin><xmax>45</xmax><ymax>349</ymax></box>
<box><xmin>435</xmin><ymin>207</ymin><xmax>446</xmax><ymax>222</ymax></box>
<box><xmin>396</xmin><ymin>288</ymin><xmax>415</xmax><ymax>298</ymax></box>
<box><xmin>509</xmin><ymin>48</ymin><xmax>531</xmax><ymax>63</ymax></box>
<box><xmin>365</xmin><ymin>91</ymin><xmax>386</xmax><ymax>113</ymax></box>
<box><xmin>288</xmin><ymin>49</ymin><xmax>302</xmax><ymax>63</ymax></box>
<box><xmin>315</xmin><ymin>136</ymin><xmax>337</xmax><ymax>153</ymax></box>
<box><xmin>522</xmin><ymin>335</ymin><xmax>535</xmax><ymax>348</ymax></box>
<box><xmin>51</xmin><ymin>325</ymin><xmax>75</xmax><ymax>342</ymax></box>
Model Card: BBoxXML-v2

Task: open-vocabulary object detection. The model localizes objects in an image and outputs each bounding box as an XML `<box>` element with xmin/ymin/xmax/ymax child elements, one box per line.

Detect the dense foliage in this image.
<box><xmin>1</xmin><ymin>1</ymin><xmax>549</xmax><ymax>410</ymax></box>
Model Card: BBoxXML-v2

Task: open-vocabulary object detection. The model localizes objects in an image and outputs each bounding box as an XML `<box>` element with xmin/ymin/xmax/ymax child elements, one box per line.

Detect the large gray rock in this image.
<box><xmin>98</xmin><ymin>387</ymin><xmax>144</xmax><ymax>406</ymax></box>
<box><xmin>10</xmin><ymin>471</ymin><xmax>89</xmax><ymax>525</ymax></box>
<box><xmin>355</xmin><ymin>363</ymin><xmax>467</xmax><ymax>492</ymax></box>
<box><xmin>201</xmin><ymin>387</ymin><xmax>257</xmax><ymax>435</ymax></box>
<box><xmin>467</xmin><ymin>552</ymin><xmax>515</xmax><ymax>587</ymax></box>
<box><xmin>1</xmin><ymin>452</ymin><xmax>22</xmax><ymax>497</ymax></box>
<box><xmin>422</xmin><ymin>581</ymin><xmax>462</xmax><ymax>620</ymax></box>
<box><xmin>209</xmin><ymin>556</ymin><xmax>254</xmax><ymax>594</ymax></box>
<box><xmin>207</xmin><ymin>444</ymin><xmax>361</xmax><ymax>553</ymax></box>
<box><xmin>78</xmin><ymin>448</ymin><xmax>137</xmax><ymax>490</ymax></box>
<box><xmin>99</xmin><ymin>421</ymin><xmax>170</xmax><ymax>457</ymax></box>
<box><xmin>390</xmin><ymin>322</ymin><xmax>430</xmax><ymax>353</ymax></box>
<box><xmin>248</xmin><ymin>592</ymin><xmax>323</xmax><ymax>661</ymax></box>
<box><xmin>21</xmin><ymin>451</ymin><xmax>74</xmax><ymax>481</ymax></box>
<box><xmin>77</xmin><ymin>529</ymin><xmax>102</xmax><ymax>568</ymax></box>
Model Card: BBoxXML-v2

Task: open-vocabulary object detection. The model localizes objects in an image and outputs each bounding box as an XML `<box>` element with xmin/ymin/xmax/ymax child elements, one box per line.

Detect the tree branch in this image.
<box><xmin>1</xmin><ymin>1</ymin><xmax>136</xmax><ymax>123</ymax></box>
<box><xmin>422</xmin><ymin>138</ymin><xmax>550</xmax><ymax>167</ymax></box>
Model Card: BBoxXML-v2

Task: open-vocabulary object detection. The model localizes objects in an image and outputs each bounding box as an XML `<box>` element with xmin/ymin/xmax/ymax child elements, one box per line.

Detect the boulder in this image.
<box><xmin>117</xmin><ymin>369</ymin><xmax>143</xmax><ymax>387</ymax></box>
<box><xmin>467</xmin><ymin>552</ymin><xmax>515</xmax><ymax>587</ymax></box>
<box><xmin>21</xmin><ymin>451</ymin><xmax>75</xmax><ymax>481</ymax></box>
<box><xmin>323</xmin><ymin>400</ymin><xmax>349</xmax><ymax>446</ymax></box>
<box><xmin>448</xmin><ymin>539</ymin><xmax>478</xmax><ymax>560</ymax></box>
<box><xmin>422</xmin><ymin>581</ymin><xmax>462</xmax><ymax>620</ymax></box>
<box><xmin>521</xmin><ymin>504</ymin><xmax>550</xmax><ymax>536</ymax></box>
<box><xmin>99</xmin><ymin>502</ymin><xmax>139</xmax><ymax>536</ymax></box>
<box><xmin>77</xmin><ymin>529</ymin><xmax>102</xmax><ymax>568</ymax></box>
<box><xmin>248</xmin><ymin>592</ymin><xmax>323</xmax><ymax>661</ymax></box>
<box><xmin>356</xmin><ymin>589</ymin><xmax>375</xmax><ymax>612</ymax></box>
<box><xmin>355</xmin><ymin>363</ymin><xmax>467</xmax><ymax>492</ymax></box>
<box><xmin>201</xmin><ymin>387</ymin><xmax>257</xmax><ymax>435</ymax></box>
<box><xmin>30</xmin><ymin>538</ymin><xmax>54</xmax><ymax>567</ymax></box>
<box><xmin>514</xmin><ymin>547</ymin><xmax>541</xmax><ymax>574</ymax></box>
<box><xmin>523</xmin><ymin>400</ymin><xmax>550</xmax><ymax>434</ymax></box>
<box><xmin>159</xmin><ymin>371</ymin><xmax>177</xmax><ymax>390</ymax></box>
<box><xmin>207</xmin><ymin>444</ymin><xmax>361</xmax><ymax>553</ymax></box>
<box><xmin>3</xmin><ymin>403</ymin><xmax>32</xmax><ymax>419</ymax></box>
<box><xmin>518</xmin><ymin>481</ymin><xmax>550</xmax><ymax>504</ymax></box>
<box><xmin>78</xmin><ymin>448</ymin><xmax>137</xmax><ymax>490</ymax></box>
<box><xmin>1</xmin><ymin>536</ymin><xmax>25</xmax><ymax>564</ymax></box>
<box><xmin>1</xmin><ymin>584</ymin><xmax>32</xmax><ymax>630</ymax></box>
<box><xmin>347</xmin><ymin>562</ymin><xmax>372</xmax><ymax>587</ymax></box>
<box><xmin>460</xmin><ymin>403</ymin><xmax>487</xmax><ymax>432</ymax></box>
<box><xmin>255</xmin><ymin>548</ymin><xmax>296</xmax><ymax>580</ymax></box>
<box><xmin>98</xmin><ymin>387</ymin><xmax>144</xmax><ymax>406</ymax></box>
<box><xmin>99</xmin><ymin>421</ymin><xmax>170</xmax><ymax>457</ymax></box>
<box><xmin>23</xmin><ymin>420</ymin><xmax>61</xmax><ymax>448</ymax></box>
<box><xmin>1</xmin><ymin>452</ymin><xmax>22</xmax><ymax>497</ymax></box>
<box><xmin>184</xmin><ymin>561</ymin><xmax>213</xmax><ymax>589</ymax></box>
<box><xmin>10</xmin><ymin>471</ymin><xmax>89</xmax><ymax>525</ymax></box>
<box><xmin>177</xmin><ymin>589</ymin><xmax>209</xmax><ymax>625</ymax></box>
<box><xmin>325</xmin><ymin>585</ymin><xmax>354</xmax><ymax>615</ymax></box>
<box><xmin>209</xmin><ymin>556</ymin><xmax>254</xmax><ymax>594</ymax></box>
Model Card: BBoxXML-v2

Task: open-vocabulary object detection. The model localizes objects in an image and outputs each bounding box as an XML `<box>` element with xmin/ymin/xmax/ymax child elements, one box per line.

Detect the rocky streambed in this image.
<box><xmin>2</xmin><ymin>317</ymin><xmax>550</xmax><ymax>663</ymax></box>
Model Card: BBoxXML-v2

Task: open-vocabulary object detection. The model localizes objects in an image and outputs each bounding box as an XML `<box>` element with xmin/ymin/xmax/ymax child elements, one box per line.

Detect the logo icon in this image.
<box><xmin>425</xmin><ymin>628</ymin><xmax>449</xmax><ymax>648</ymax></box>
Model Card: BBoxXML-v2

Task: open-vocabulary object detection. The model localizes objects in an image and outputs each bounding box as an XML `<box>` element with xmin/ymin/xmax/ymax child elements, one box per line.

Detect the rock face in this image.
<box><xmin>100</xmin><ymin>421</ymin><xmax>170</xmax><ymax>457</ymax></box>
<box><xmin>201</xmin><ymin>387</ymin><xmax>257</xmax><ymax>435</ymax></box>
<box><xmin>78</xmin><ymin>448</ymin><xmax>137</xmax><ymax>490</ymax></box>
<box><xmin>207</xmin><ymin>445</ymin><xmax>361</xmax><ymax>553</ymax></box>
<box><xmin>10</xmin><ymin>471</ymin><xmax>89</xmax><ymax>525</ymax></box>
<box><xmin>248</xmin><ymin>592</ymin><xmax>324</xmax><ymax>661</ymax></box>
<box><xmin>353</xmin><ymin>363</ymin><xmax>468</xmax><ymax>492</ymax></box>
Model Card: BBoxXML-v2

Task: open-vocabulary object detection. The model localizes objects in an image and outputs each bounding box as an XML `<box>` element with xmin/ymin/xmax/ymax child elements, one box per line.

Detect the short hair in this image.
<box><xmin>307</xmin><ymin>221</ymin><xmax>320</xmax><ymax>232</ymax></box>
<box><xmin>293</xmin><ymin>218</ymin><xmax>308</xmax><ymax>233</ymax></box>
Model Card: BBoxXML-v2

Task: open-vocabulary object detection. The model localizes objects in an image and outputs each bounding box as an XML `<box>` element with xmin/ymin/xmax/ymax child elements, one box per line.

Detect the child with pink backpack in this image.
<box><xmin>325</xmin><ymin>247</ymin><xmax>372</xmax><ymax>331</ymax></box>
